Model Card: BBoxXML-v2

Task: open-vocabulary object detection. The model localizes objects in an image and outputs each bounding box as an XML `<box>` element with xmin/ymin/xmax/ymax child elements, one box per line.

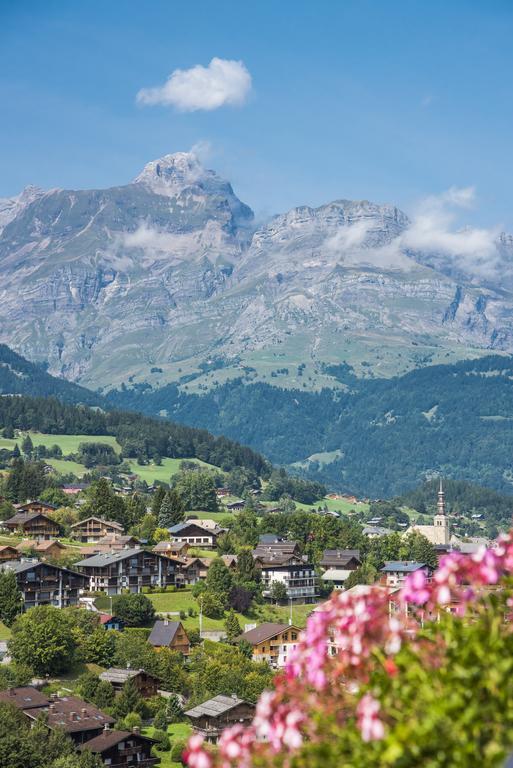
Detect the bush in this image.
<box><xmin>152</xmin><ymin>728</ymin><xmax>171</xmax><ymax>751</ymax></box>
<box><xmin>153</xmin><ymin>709</ymin><xmax>168</xmax><ymax>731</ymax></box>
<box><xmin>171</xmin><ymin>739</ymin><xmax>186</xmax><ymax>763</ymax></box>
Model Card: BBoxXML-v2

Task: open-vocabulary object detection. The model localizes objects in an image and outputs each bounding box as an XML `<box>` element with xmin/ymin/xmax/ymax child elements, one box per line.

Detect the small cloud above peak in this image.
<box><xmin>136</xmin><ymin>57</ymin><xmax>252</xmax><ymax>112</ymax></box>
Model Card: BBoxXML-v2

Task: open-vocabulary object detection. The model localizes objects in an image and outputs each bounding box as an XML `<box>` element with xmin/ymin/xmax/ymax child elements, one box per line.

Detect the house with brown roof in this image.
<box><xmin>0</xmin><ymin>686</ymin><xmax>50</xmax><ymax>711</ymax></box>
<box><xmin>152</xmin><ymin>540</ymin><xmax>189</xmax><ymax>558</ymax></box>
<box><xmin>0</xmin><ymin>544</ymin><xmax>19</xmax><ymax>561</ymax></box>
<box><xmin>2</xmin><ymin>511</ymin><xmax>60</xmax><ymax>540</ymax></box>
<box><xmin>236</xmin><ymin>622</ymin><xmax>302</xmax><ymax>668</ymax></box>
<box><xmin>70</xmin><ymin>516</ymin><xmax>124</xmax><ymax>543</ymax></box>
<box><xmin>99</xmin><ymin>667</ymin><xmax>159</xmax><ymax>697</ymax></box>
<box><xmin>175</xmin><ymin>556</ymin><xmax>212</xmax><ymax>586</ymax></box>
<box><xmin>185</xmin><ymin>694</ymin><xmax>255</xmax><ymax>744</ymax></box>
<box><xmin>252</xmin><ymin>541</ymin><xmax>318</xmax><ymax>603</ymax></box>
<box><xmin>15</xmin><ymin>500</ymin><xmax>57</xmax><ymax>515</ymax></box>
<box><xmin>148</xmin><ymin>619</ymin><xmax>190</xmax><ymax>655</ymax></box>
<box><xmin>16</xmin><ymin>539</ymin><xmax>66</xmax><ymax>559</ymax></box>
<box><xmin>320</xmin><ymin>549</ymin><xmax>362</xmax><ymax>589</ymax></box>
<box><xmin>168</xmin><ymin>521</ymin><xmax>223</xmax><ymax>549</ymax></box>
<box><xmin>23</xmin><ymin>693</ymin><xmax>115</xmax><ymax>745</ymax></box>
<box><xmin>79</xmin><ymin>726</ymin><xmax>159</xmax><ymax>767</ymax></box>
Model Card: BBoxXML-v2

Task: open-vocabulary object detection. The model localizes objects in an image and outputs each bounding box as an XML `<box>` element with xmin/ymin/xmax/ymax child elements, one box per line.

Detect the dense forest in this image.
<box><xmin>0</xmin><ymin>395</ymin><xmax>271</xmax><ymax>477</ymax></box>
<box><xmin>109</xmin><ymin>354</ymin><xmax>513</xmax><ymax>497</ymax></box>
<box><xmin>0</xmin><ymin>344</ymin><xmax>102</xmax><ymax>405</ymax></box>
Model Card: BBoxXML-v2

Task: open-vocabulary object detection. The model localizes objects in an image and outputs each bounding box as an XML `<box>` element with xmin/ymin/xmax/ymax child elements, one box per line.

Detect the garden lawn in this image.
<box><xmin>0</xmin><ymin>622</ymin><xmax>11</xmax><ymax>641</ymax></box>
<box><xmin>126</xmin><ymin>457</ymin><xmax>219</xmax><ymax>485</ymax></box>
<box><xmin>143</xmin><ymin>723</ymin><xmax>192</xmax><ymax>768</ymax></box>
<box><xmin>147</xmin><ymin>590</ymin><xmax>317</xmax><ymax>631</ymax></box>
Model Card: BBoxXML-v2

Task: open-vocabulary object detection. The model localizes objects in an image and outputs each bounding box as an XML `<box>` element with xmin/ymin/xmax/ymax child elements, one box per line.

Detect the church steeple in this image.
<box><xmin>437</xmin><ymin>478</ymin><xmax>446</xmax><ymax>516</ymax></box>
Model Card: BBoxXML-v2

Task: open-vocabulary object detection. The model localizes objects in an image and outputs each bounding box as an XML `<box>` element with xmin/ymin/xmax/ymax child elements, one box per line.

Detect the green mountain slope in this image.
<box><xmin>0</xmin><ymin>344</ymin><xmax>102</xmax><ymax>405</ymax></box>
<box><xmin>108</xmin><ymin>354</ymin><xmax>513</xmax><ymax>497</ymax></box>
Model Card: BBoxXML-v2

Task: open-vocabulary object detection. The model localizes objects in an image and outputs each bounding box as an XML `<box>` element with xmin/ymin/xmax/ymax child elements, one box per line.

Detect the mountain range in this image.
<box><xmin>3</xmin><ymin>153</ymin><xmax>513</xmax><ymax>495</ymax></box>
<box><xmin>2</xmin><ymin>152</ymin><xmax>513</xmax><ymax>394</ymax></box>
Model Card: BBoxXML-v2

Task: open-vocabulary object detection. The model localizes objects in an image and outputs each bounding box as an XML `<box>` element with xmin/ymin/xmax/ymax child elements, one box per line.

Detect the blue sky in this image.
<box><xmin>1</xmin><ymin>0</ymin><xmax>513</xmax><ymax>227</ymax></box>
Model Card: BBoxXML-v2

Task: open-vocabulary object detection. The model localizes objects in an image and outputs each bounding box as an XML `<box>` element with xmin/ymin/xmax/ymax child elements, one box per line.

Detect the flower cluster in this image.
<box><xmin>184</xmin><ymin>532</ymin><xmax>513</xmax><ymax>768</ymax></box>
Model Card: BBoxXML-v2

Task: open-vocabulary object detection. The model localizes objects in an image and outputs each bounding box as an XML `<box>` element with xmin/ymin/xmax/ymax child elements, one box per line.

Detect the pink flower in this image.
<box><xmin>400</xmin><ymin>569</ymin><xmax>430</xmax><ymax>605</ymax></box>
<box><xmin>357</xmin><ymin>693</ymin><xmax>385</xmax><ymax>742</ymax></box>
<box><xmin>184</xmin><ymin>734</ymin><xmax>212</xmax><ymax>768</ymax></box>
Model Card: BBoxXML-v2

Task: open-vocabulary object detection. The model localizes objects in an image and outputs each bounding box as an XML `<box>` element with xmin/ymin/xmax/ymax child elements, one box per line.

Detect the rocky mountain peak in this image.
<box><xmin>134</xmin><ymin>151</ymin><xmax>216</xmax><ymax>196</ymax></box>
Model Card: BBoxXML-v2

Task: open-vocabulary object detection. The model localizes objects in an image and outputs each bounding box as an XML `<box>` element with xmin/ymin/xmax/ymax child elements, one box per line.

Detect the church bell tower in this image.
<box><xmin>434</xmin><ymin>478</ymin><xmax>450</xmax><ymax>545</ymax></box>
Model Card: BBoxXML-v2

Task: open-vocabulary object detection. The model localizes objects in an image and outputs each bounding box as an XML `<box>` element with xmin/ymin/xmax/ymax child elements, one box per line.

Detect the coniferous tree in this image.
<box><xmin>114</xmin><ymin>677</ymin><xmax>145</xmax><ymax>718</ymax></box>
<box><xmin>151</xmin><ymin>485</ymin><xmax>166</xmax><ymax>516</ymax></box>
<box><xmin>158</xmin><ymin>489</ymin><xmax>185</xmax><ymax>528</ymax></box>
<box><xmin>0</xmin><ymin>570</ymin><xmax>23</xmax><ymax>626</ymax></box>
<box><xmin>21</xmin><ymin>433</ymin><xmax>33</xmax><ymax>456</ymax></box>
<box><xmin>224</xmin><ymin>610</ymin><xmax>242</xmax><ymax>642</ymax></box>
<box><xmin>165</xmin><ymin>693</ymin><xmax>184</xmax><ymax>723</ymax></box>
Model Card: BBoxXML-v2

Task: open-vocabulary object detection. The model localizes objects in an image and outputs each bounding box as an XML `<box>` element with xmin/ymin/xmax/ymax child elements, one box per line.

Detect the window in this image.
<box><xmin>291</xmin><ymin>632</ymin><xmax>297</xmax><ymax>641</ymax></box>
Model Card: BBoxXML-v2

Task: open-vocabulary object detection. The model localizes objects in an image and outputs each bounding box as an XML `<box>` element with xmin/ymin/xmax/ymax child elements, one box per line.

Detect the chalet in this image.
<box><xmin>148</xmin><ymin>619</ymin><xmax>190</xmax><ymax>654</ymax></box>
<box><xmin>221</xmin><ymin>554</ymin><xmax>238</xmax><ymax>570</ymax></box>
<box><xmin>320</xmin><ymin>549</ymin><xmax>362</xmax><ymax>589</ymax></box>
<box><xmin>16</xmin><ymin>539</ymin><xmax>66</xmax><ymax>559</ymax></box>
<box><xmin>0</xmin><ymin>559</ymin><xmax>87</xmax><ymax>610</ymax></box>
<box><xmin>152</xmin><ymin>540</ymin><xmax>189</xmax><ymax>558</ymax></box>
<box><xmin>235</xmin><ymin>622</ymin><xmax>302</xmax><ymax>668</ymax></box>
<box><xmin>15</xmin><ymin>500</ymin><xmax>57</xmax><ymax>515</ymax></box>
<box><xmin>0</xmin><ymin>544</ymin><xmax>19</xmax><ymax>561</ymax></box>
<box><xmin>97</xmin><ymin>534</ymin><xmax>141</xmax><ymax>548</ymax></box>
<box><xmin>379</xmin><ymin>561</ymin><xmax>432</xmax><ymax>588</ymax></box>
<box><xmin>2</xmin><ymin>511</ymin><xmax>60</xmax><ymax>540</ymax></box>
<box><xmin>79</xmin><ymin>726</ymin><xmax>159</xmax><ymax>767</ymax></box>
<box><xmin>99</xmin><ymin>668</ymin><xmax>159</xmax><ymax>697</ymax></box>
<box><xmin>258</xmin><ymin>533</ymin><xmax>282</xmax><ymax>545</ymax></box>
<box><xmin>185</xmin><ymin>694</ymin><xmax>255</xmax><ymax>744</ymax></box>
<box><xmin>98</xmin><ymin>613</ymin><xmax>124</xmax><ymax>631</ymax></box>
<box><xmin>23</xmin><ymin>693</ymin><xmax>115</xmax><ymax>745</ymax></box>
<box><xmin>225</xmin><ymin>499</ymin><xmax>245</xmax><ymax>511</ymax></box>
<box><xmin>176</xmin><ymin>556</ymin><xmax>212</xmax><ymax>586</ymax></box>
<box><xmin>253</xmin><ymin>541</ymin><xmax>318</xmax><ymax>602</ymax></box>
<box><xmin>70</xmin><ymin>517</ymin><xmax>124</xmax><ymax>543</ymax></box>
<box><xmin>75</xmin><ymin>549</ymin><xmax>178</xmax><ymax>595</ymax></box>
<box><xmin>168</xmin><ymin>521</ymin><xmax>222</xmax><ymax>549</ymax></box>
<box><xmin>0</xmin><ymin>686</ymin><xmax>50</xmax><ymax>711</ymax></box>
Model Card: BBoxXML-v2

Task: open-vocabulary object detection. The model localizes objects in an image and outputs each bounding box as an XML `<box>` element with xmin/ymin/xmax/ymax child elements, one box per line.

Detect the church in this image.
<box><xmin>406</xmin><ymin>479</ymin><xmax>450</xmax><ymax>546</ymax></box>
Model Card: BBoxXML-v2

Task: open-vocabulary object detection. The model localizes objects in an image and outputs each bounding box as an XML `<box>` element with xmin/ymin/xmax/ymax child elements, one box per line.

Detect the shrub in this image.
<box><xmin>152</xmin><ymin>728</ymin><xmax>171</xmax><ymax>751</ymax></box>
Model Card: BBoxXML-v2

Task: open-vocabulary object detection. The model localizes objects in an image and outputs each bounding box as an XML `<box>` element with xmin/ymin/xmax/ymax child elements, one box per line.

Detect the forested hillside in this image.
<box><xmin>0</xmin><ymin>395</ymin><xmax>270</xmax><ymax>477</ymax></box>
<box><xmin>0</xmin><ymin>344</ymin><xmax>102</xmax><ymax>405</ymax></box>
<box><xmin>109</xmin><ymin>355</ymin><xmax>513</xmax><ymax>496</ymax></box>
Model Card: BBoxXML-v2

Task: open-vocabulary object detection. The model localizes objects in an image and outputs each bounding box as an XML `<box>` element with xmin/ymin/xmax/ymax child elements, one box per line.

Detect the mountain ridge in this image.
<box><xmin>1</xmin><ymin>151</ymin><xmax>513</xmax><ymax>392</ymax></box>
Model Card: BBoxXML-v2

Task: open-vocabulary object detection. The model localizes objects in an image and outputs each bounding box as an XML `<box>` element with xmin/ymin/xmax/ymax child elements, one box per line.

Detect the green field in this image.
<box><xmin>0</xmin><ymin>430</ymin><xmax>220</xmax><ymax>485</ymax></box>
<box><xmin>146</xmin><ymin>590</ymin><xmax>316</xmax><ymax>632</ymax></box>
<box><xmin>143</xmin><ymin>723</ymin><xmax>193</xmax><ymax>768</ymax></box>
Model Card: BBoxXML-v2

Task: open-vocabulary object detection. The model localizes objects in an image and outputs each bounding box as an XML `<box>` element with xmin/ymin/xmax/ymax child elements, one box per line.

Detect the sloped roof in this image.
<box><xmin>70</xmin><ymin>516</ymin><xmax>123</xmax><ymax>530</ymax></box>
<box><xmin>381</xmin><ymin>561</ymin><xmax>426</xmax><ymax>573</ymax></box>
<box><xmin>320</xmin><ymin>549</ymin><xmax>361</xmax><ymax>567</ymax></box>
<box><xmin>75</xmin><ymin>548</ymin><xmax>145</xmax><ymax>567</ymax></box>
<box><xmin>24</xmin><ymin>695</ymin><xmax>114</xmax><ymax>733</ymax></box>
<box><xmin>148</xmin><ymin>619</ymin><xmax>183</xmax><ymax>646</ymax></box>
<box><xmin>99</xmin><ymin>667</ymin><xmax>152</xmax><ymax>684</ymax></box>
<box><xmin>0</xmin><ymin>686</ymin><xmax>50</xmax><ymax>710</ymax></box>
<box><xmin>321</xmin><ymin>568</ymin><xmax>353</xmax><ymax>582</ymax></box>
<box><xmin>185</xmin><ymin>694</ymin><xmax>250</xmax><ymax>719</ymax></box>
<box><xmin>79</xmin><ymin>729</ymin><xmax>155</xmax><ymax>753</ymax></box>
<box><xmin>235</xmin><ymin>622</ymin><xmax>293</xmax><ymax>645</ymax></box>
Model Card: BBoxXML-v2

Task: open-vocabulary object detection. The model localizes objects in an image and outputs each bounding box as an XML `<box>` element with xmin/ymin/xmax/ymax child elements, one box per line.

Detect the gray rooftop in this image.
<box><xmin>381</xmin><ymin>561</ymin><xmax>426</xmax><ymax>573</ymax></box>
<box><xmin>99</xmin><ymin>668</ymin><xmax>149</xmax><ymax>684</ymax></box>
<box><xmin>75</xmin><ymin>548</ymin><xmax>145</xmax><ymax>567</ymax></box>
<box><xmin>185</xmin><ymin>694</ymin><xmax>248</xmax><ymax>719</ymax></box>
<box><xmin>148</xmin><ymin>619</ymin><xmax>181</xmax><ymax>646</ymax></box>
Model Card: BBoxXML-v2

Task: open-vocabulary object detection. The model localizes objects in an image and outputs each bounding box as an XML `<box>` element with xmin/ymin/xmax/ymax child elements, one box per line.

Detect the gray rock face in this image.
<box><xmin>0</xmin><ymin>152</ymin><xmax>512</xmax><ymax>388</ymax></box>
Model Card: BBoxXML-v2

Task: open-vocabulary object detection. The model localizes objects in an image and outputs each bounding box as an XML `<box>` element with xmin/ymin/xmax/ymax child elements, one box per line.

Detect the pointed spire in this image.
<box><xmin>437</xmin><ymin>478</ymin><xmax>446</xmax><ymax>516</ymax></box>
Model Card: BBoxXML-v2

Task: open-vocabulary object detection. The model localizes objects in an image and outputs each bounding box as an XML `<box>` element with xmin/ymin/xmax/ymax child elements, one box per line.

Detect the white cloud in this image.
<box><xmin>137</xmin><ymin>57</ymin><xmax>252</xmax><ymax>111</ymax></box>
<box><xmin>402</xmin><ymin>186</ymin><xmax>501</xmax><ymax>278</ymax></box>
<box><xmin>325</xmin><ymin>220</ymin><xmax>372</xmax><ymax>252</ymax></box>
